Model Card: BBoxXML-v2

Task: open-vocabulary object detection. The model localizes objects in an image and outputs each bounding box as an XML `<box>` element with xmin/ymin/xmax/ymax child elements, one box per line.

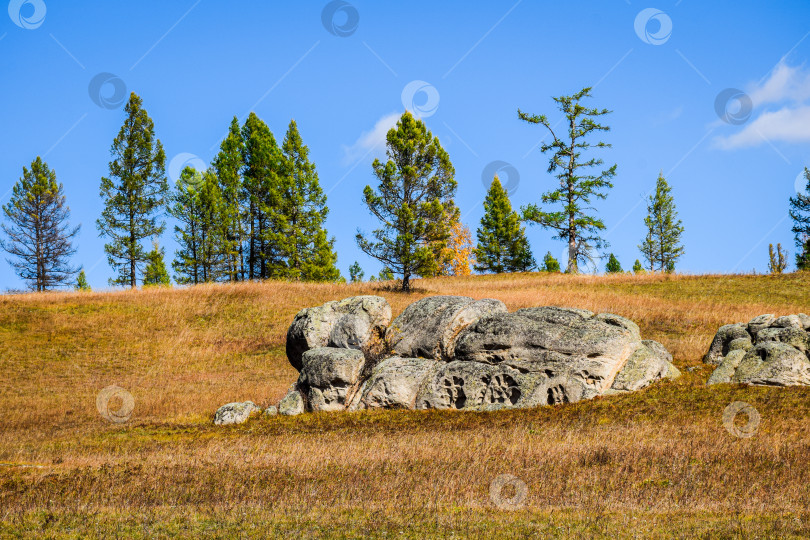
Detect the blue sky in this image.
<box><xmin>2</xmin><ymin>0</ymin><xmax>810</xmax><ymax>289</ymax></box>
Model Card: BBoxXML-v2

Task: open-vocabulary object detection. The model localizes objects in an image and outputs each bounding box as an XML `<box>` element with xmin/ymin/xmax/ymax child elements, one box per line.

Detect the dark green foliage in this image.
<box><xmin>356</xmin><ymin>112</ymin><xmax>458</xmax><ymax>291</ymax></box>
<box><xmin>75</xmin><ymin>269</ymin><xmax>91</xmax><ymax>291</ymax></box>
<box><xmin>212</xmin><ymin>117</ymin><xmax>246</xmax><ymax>281</ymax></box>
<box><xmin>1</xmin><ymin>157</ymin><xmax>80</xmax><ymax>291</ymax></box>
<box><xmin>349</xmin><ymin>261</ymin><xmax>364</xmax><ymax>283</ymax></box>
<box><xmin>639</xmin><ymin>173</ymin><xmax>684</xmax><ymax>272</ymax></box>
<box><xmin>790</xmin><ymin>168</ymin><xmax>810</xmax><ymax>270</ymax></box>
<box><xmin>97</xmin><ymin>93</ymin><xmax>168</xmax><ymax>288</ymax></box>
<box><xmin>143</xmin><ymin>241</ymin><xmax>170</xmax><ymax>286</ymax></box>
<box><xmin>605</xmin><ymin>253</ymin><xmax>622</xmax><ymax>273</ymax></box>
<box><xmin>275</xmin><ymin>120</ymin><xmax>340</xmax><ymax>282</ymax></box>
<box><xmin>541</xmin><ymin>251</ymin><xmax>560</xmax><ymax>272</ymax></box>
<box><xmin>632</xmin><ymin>259</ymin><xmax>644</xmax><ymax>274</ymax></box>
<box><xmin>474</xmin><ymin>176</ymin><xmax>535</xmax><ymax>273</ymax></box>
<box><xmin>519</xmin><ymin>87</ymin><xmax>616</xmax><ymax>274</ymax></box>
<box><xmin>170</xmin><ymin>167</ymin><xmax>227</xmax><ymax>284</ymax></box>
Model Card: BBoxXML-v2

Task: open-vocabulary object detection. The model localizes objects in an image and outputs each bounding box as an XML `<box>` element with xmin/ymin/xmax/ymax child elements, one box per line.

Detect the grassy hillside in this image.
<box><xmin>1</xmin><ymin>272</ymin><xmax>809</xmax><ymax>538</ymax></box>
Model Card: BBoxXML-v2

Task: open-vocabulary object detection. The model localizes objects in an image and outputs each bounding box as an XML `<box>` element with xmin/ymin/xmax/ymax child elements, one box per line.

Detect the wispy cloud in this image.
<box><xmin>716</xmin><ymin>61</ymin><xmax>810</xmax><ymax>149</ymax></box>
<box><xmin>341</xmin><ymin>112</ymin><xmax>399</xmax><ymax>165</ymax></box>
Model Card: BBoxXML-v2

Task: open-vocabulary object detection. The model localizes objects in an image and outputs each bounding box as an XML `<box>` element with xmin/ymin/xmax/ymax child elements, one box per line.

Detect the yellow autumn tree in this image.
<box><xmin>436</xmin><ymin>218</ymin><xmax>475</xmax><ymax>276</ymax></box>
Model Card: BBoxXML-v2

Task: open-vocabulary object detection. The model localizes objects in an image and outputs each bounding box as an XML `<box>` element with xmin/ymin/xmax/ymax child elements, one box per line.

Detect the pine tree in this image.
<box><xmin>541</xmin><ymin>251</ymin><xmax>560</xmax><ymax>272</ymax></box>
<box><xmin>75</xmin><ymin>269</ymin><xmax>91</xmax><ymax>291</ymax></box>
<box><xmin>519</xmin><ymin>87</ymin><xmax>616</xmax><ymax>273</ymax></box>
<box><xmin>349</xmin><ymin>261</ymin><xmax>364</xmax><ymax>282</ymax></box>
<box><xmin>97</xmin><ymin>93</ymin><xmax>168</xmax><ymax>288</ymax></box>
<box><xmin>790</xmin><ymin>168</ymin><xmax>810</xmax><ymax>269</ymax></box>
<box><xmin>143</xmin><ymin>241</ymin><xmax>170</xmax><ymax>286</ymax></box>
<box><xmin>356</xmin><ymin>112</ymin><xmax>458</xmax><ymax>291</ymax></box>
<box><xmin>605</xmin><ymin>253</ymin><xmax>622</xmax><ymax>273</ymax></box>
<box><xmin>1</xmin><ymin>157</ymin><xmax>80</xmax><ymax>291</ymax></box>
<box><xmin>212</xmin><ymin>116</ymin><xmax>245</xmax><ymax>281</ymax></box>
<box><xmin>639</xmin><ymin>173</ymin><xmax>685</xmax><ymax>272</ymax></box>
<box><xmin>632</xmin><ymin>259</ymin><xmax>644</xmax><ymax>274</ymax></box>
<box><xmin>275</xmin><ymin>120</ymin><xmax>340</xmax><ymax>281</ymax></box>
<box><xmin>768</xmin><ymin>243</ymin><xmax>788</xmax><ymax>274</ymax></box>
<box><xmin>378</xmin><ymin>267</ymin><xmax>394</xmax><ymax>281</ymax></box>
<box><xmin>474</xmin><ymin>176</ymin><xmax>535</xmax><ymax>273</ymax></box>
<box><xmin>241</xmin><ymin>112</ymin><xmax>283</xmax><ymax>280</ymax></box>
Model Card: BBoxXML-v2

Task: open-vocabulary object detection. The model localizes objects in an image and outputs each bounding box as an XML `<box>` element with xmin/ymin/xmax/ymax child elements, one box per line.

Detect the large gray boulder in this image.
<box><xmin>285</xmin><ymin>296</ymin><xmax>391</xmax><ymax>371</ymax></box>
<box><xmin>350</xmin><ymin>357</ymin><xmax>441</xmax><ymax>410</ymax></box>
<box><xmin>300</xmin><ymin>347</ymin><xmax>366</xmax><ymax>412</ymax></box>
<box><xmin>608</xmin><ymin>340</ymin><xmax>680</xmax><ymax>393</ymax></box>
<box><xmin>213</xmin><ymin>401</ymin><xmax>261</xmax><ymax>425</ymax></box>
<box><xmin>706</xmin><ymin>314</ymin><xmax>810</xmax><ymax>387</ymax></box>
<box><xmin>386</xmin><ymin>296</ymin><xmax>507</xmax><ymax>361</ymax></box>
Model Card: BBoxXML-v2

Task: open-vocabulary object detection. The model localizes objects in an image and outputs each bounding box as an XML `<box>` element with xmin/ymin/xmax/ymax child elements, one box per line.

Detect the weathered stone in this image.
<box><xmin>352</xmin><ymin>357</ymin><xmax>441</xmax><ymax>410</ymax></box>
<box><xmin>732</xmin><ymin>342</ymin><xmax>810</xmax><ymax>386</ymax></box>
<box><xmin>213</xmin><ymin>401</ymin><xmax>261</xmax><ymax>425</ymax></box>
<box><xmin>703</xmin><ymin>323</ymin><xmax>750</xmax><ymax>364</ymax></box>
<box><xmin>263</xmin><ymin>406</ymin><xmax>278</xmax><ymax>417</ymax></box>
<box><xmin>609</xmin><ymin>341</ymin><xmax>680</xmax><ymax>393</ymax></box>
<box><xmin>300</xmin><ymin>348</ymin><xmax>366</xmax><ymax>412</ymax></box>
<box><xmin>278</xmin><ymin>387</ymin><xmax>305</xmax><ymax>416</ymax></box>
<box><xmin>285</xmin><ymin>296</ymin><xmax>391</xmax><ymax>371</ymax></box>
<box><xmin>728</xmin><ymin>337</ymin><xmax>753</xmax><ymax>353</ymax></box>
<box><xmin>756</xmin><ymin>327</ymin><xmax>810</xmax><ymax>353</ymax></box>
<box><xmin>798</xmin><ymin>313</ymin><xmax>810</xmax><ymax>330</ymax></box>
<box><xmin>386</xmin><ymin>296</ymin><xmax>507</xmax><ymax>360</ymax></box>
<box><xmin>747</xmin><ymin>314</ymin><xmax>776</xmax><ymax>339</ymax></box>
<box><xmin>772</xmin><ymin>315</ymin><xmax>804</xmax><ymax>329</ymax></box>
<box><xmin>706</xmin><ymin>349</ymin><xmax>747</xmax><ymax>385</ymax></box>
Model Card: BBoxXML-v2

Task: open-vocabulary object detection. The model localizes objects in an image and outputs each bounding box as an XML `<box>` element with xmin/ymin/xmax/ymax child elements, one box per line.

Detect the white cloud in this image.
<box><xmin>341</xmin><ymin>112</ymin><xmax>399</xmax><ymax>165</ymax></box>
<box><xmin>715</xmin><ymin>61</ymin><xmax>810</xmax><ymax>149</ymax></box>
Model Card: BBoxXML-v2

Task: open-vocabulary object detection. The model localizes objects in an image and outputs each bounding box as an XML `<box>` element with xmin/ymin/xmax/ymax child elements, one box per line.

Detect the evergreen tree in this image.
<box><xmin>790</xmin><ymin>168</ymin><xmax>810</xmax><ymax>269</ymax></box>
<box><xmin>474</xmin><ymin>176</ymin><xmax>535</xmax><ymax>273</ymax></box>
<box><xmin>541</xmin><ymin>251</ymin><xmax>560</xmax><ymax>272</ymax></box>
<box><xmin>605</xmin><ymin>253</ymin><xmax>622</xmax><ymax>273</ymax></box>
<box><xmin>378</xmin><ymin>267</ymin><xmax>394</xmax><ymax>281</ymax></box>
<box><xmin>275</xmin><ymin>120</ymin><xmax>340</xmax><ymax>281</ymax></box>
<box><xmin>356</xmin><ymin>112</ymin><xmax>458</xmax><ymax>291</ymax></box>
<box><xmin>632</xmin><ymin>259</ymin><xmax>644</xmax><ymax>274</ymax></box>
<box><xmin>143</xmin><ymin>241</ymin><xmax>170</xmax><ymax>286</ymax></box>
<box><xmin>519</xmin><ymin>87</ymin><xmax>616</xmax><ymax>273</ymax></box>
<box><xmin>212</xmin><ymin>116</ymin><xmax>245</xmax><ymax>281</ymax></box>
<box><xmin>75</xmin><ymin>269</ymin><xmax>91</xmax><ymax>291</ymax></box>
<box><xmin>639</xmin><ymin>173</ymin><xmax>685</xmax><ymax>272</ymax></box>
<box><xmin>1</xmin><ymin>157</ymin><xmax>80</xmax><ymax>291</ymax></box>
<box><xmin>768</xmin><ymin>243</ymin><xmax>788</xmax><ymax>274</ymax></box>
<box><xmin>97</xmin><ymin>93</ymin><xmax>168</xmax><ymax>288</ymax></box>
<box><xmin>349</xmin><ymin>261</ymin><xmax>364</xmax><ymax>283</ymax></box>
<box><xmin>241</xmin><ymin>112</ymin><xmax>283</xmax><ymax>280</ymax></box>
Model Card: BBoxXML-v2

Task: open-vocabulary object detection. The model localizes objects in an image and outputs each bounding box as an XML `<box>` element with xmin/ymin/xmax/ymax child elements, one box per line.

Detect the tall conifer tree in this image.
<box><xmin>213</xmin><ymin>116</ymin><xmax>245</xmax><ymax>281</ymax></box>
<box><xmin>639</xmin><ymin>173</ymin><xmax>684</xmax><ymax>272</ymax></box>
<box><xmin>97</xmin><ymin>93</ymin><xmax>168</xmax><ymax>288</ymax></box>
<box><xmin>474</xmin><ymin>176</ymin><xmax>535</xmax><ymax>273</ymax></box>
<box><xmin>790</xmin><ymin>168</ymin><xmax>810</xmax><ymax>270</ymax></box>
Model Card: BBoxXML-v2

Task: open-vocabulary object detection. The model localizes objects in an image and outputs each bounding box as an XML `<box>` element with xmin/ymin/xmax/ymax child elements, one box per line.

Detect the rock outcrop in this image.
<box><xmin>276</xmin><ymin>295</ymin><xmax>679</xmax><ymax>415</ymax></box>
<box><xmin>213</xmin><ymin>401</ymin><xmax>262</xmax><ymax>425</ymax></box>
<box><xmin>705</xmin><ymin>314</ymin><xmax>810</xmax><ymax>386</ymax></box>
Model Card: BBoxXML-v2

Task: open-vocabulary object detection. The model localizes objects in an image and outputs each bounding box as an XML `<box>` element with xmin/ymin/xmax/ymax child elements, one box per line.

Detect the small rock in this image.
<box><xmin>278</xmin><ymin>387</ymin><xmax>305</xmax><ymax>416</ymax></box>
<box><xmin>263</xmin><ymin>406</ymin><xmax>278</xmax><ymax>417</ymax></box>
<box><xmin>214</xmin><ymin>401</ymin><xmax>261</xmax><ymax>426</ymax></box>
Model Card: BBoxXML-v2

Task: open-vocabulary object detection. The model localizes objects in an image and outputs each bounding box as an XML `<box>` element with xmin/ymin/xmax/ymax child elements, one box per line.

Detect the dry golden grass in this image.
<box><xmin>1</xmin><ymin>272</ymin><xmax>809</xmax><ymax>538</ymax></box>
